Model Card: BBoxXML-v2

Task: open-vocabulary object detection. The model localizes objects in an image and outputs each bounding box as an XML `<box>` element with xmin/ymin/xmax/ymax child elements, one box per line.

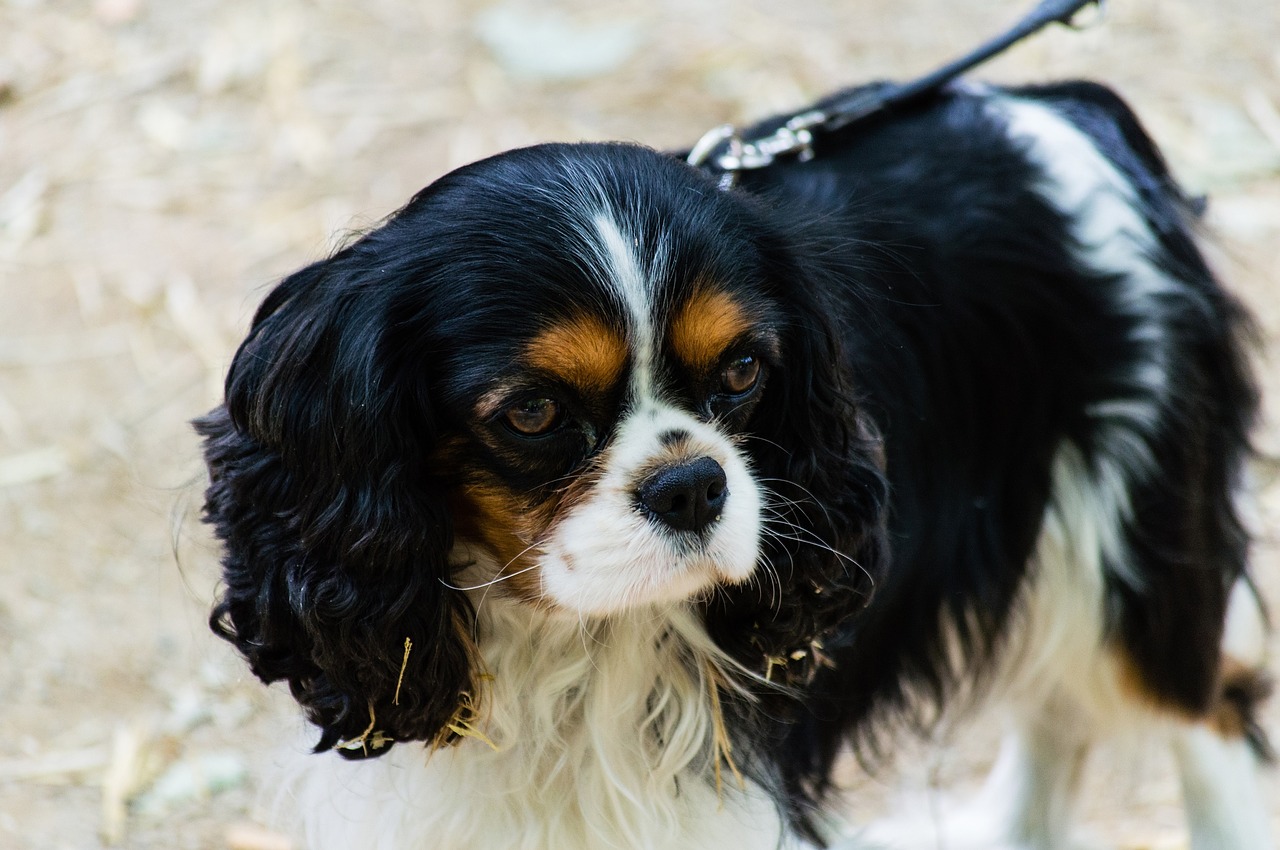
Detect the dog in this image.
<box><xmin>196</xmin><ymin>78</ymin><xmax>1274</xmax><ymax>849</ymax></box>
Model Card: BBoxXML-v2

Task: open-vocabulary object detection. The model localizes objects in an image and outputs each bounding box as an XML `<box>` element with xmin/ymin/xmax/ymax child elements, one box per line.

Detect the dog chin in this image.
<box><xmin>536</xmin><ymin>534</ymin><xmax>761</xmax><ymax>617</ymax></box>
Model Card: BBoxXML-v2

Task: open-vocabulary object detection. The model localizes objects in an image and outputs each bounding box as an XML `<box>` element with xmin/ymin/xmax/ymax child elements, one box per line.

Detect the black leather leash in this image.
<box><xmin>687</xmin><ymin>0</ymin><xmax>1103</xmax><ymax>188</ymax></box>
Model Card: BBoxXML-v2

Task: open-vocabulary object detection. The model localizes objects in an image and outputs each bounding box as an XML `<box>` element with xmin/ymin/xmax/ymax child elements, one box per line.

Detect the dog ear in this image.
<box><xmin>195</xmin><ymin>251</ymin><xmax>477</xmax><ymax>758</ymax></box>
<box><xmin>704</xmin><ymin>243</ymin><xmax>889</xmax><ymax>687</ymax></box>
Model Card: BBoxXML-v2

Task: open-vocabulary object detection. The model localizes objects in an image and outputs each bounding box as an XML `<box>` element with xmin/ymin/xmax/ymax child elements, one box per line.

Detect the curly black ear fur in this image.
<box><xmin>702</xmin><ymin>225</ymin><xmax>889</xmax><ymax>687</ymax></box>
<box><xmin>195</xmin><ymin>246</ymin><xmax>476</xmax><ymax>758</ymax></box>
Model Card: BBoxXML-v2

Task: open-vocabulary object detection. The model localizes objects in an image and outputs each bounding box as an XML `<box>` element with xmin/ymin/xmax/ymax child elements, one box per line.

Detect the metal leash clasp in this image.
<box><xmin>686</xmin><ymin>123</ymin><xmax>743</xmax><ymax>190</ymax></box>
<box><xmin>729</xmin><ymin>110</ymin><xmax>825</xmax><ymax>170</ymax></box>
<box><xmin>687</xmin><ymin>110</ymin><xmax>826</xmax><ymax>190</ymax></box>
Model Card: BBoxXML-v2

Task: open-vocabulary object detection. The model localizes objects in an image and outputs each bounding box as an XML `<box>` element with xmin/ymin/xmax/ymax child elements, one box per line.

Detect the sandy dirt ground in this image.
<box><xmin>1</xmin><ymin>0</ymin><xmax>1278</xmax><ymax>848</ymax></box>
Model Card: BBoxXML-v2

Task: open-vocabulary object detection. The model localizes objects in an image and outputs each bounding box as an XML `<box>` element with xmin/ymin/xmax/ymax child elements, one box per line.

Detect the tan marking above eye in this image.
<box><xmin>669</xmin><ymin>288</ymin><xmax>754</xmax><ymax>373</ymax></box>
<box><xmin>524</xmin><ymin>313</ymin><xmax>628</xmax><ymax>396</ymax></box>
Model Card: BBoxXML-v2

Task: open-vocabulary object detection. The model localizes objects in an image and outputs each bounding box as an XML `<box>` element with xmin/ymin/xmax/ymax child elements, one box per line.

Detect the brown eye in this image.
<box><xmin>504</xmin><ymin>398</ymin><xmax>561</xmax><ymax>436</ymax></box>
<box><xmin>720</xmin><ymin>355</ymin><xmax>761</xmax><ymax>395</ymax></box>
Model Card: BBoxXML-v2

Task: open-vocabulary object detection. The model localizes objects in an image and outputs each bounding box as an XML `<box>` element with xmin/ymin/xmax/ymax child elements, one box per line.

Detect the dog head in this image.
<box><xmin>197</xmin><ymin>142</ymin><xmax>886</xmax><ymax>755</ymax></box>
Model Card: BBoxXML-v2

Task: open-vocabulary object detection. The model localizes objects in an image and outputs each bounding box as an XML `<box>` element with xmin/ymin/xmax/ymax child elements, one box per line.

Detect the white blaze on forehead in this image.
<box><xmin>590</xmin><ymin>211</ymin><xmax>664</xmax><ymax>402</ymax></box>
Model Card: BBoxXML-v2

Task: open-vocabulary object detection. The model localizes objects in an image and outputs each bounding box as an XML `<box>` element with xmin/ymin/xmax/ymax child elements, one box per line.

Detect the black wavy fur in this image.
<box><xmin>198</xmin><ymin>81</ymin><xmax>1262</xmax><ymax>842</ymax></box>
<box><xmin>196</xmin><ymin>234</ymin><xmax>480</xmax><ymax>756</ymax></box>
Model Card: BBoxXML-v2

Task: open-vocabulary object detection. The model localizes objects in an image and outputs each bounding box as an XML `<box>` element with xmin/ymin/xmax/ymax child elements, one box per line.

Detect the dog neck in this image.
<box><xmin>451</xmin><ymin>596</ymin><xmax>738</xmax><ymax>845</ymax></box>
<box><xmin>291</xmin><ymin>565</ymin><xmax>795</xmax><ymax>850</ymax></box>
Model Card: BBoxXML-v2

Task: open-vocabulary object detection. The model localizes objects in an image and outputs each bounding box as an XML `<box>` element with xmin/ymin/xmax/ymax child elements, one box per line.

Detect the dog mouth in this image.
<box><xmin>538</xmin><ymin>547</ymin><xmax>753</xmax><ymax>617</ymax></box>
<box><xmin>528</xmin><ymin>480</ymin><xmax>762</xmax><ymax>617</ymax></box>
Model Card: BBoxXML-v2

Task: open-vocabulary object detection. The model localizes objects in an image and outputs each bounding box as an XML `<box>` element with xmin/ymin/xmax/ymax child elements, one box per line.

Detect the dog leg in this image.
<box><xmin>1172</xmin><ymin>576</ymin><xmax>1275</xmax><ymax>850</ymax></box>
<box><xmin>975</xmin><ymin>702</ymin><xmax>1094</xmax><ymax>850</ymax></box>
<box><xmin>1172</xmin><ymin>722</ymin><xmax>1273</xmax><ymax>850</ymax></box>
<box><xmin>855</xmin><ymin>708</ymin><xmax>1097</xmax><ymax>850</ymax></box>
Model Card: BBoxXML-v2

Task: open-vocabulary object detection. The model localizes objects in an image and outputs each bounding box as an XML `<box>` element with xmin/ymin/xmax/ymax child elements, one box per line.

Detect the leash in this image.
<box><xmin>687</xmin><ymin>0</ymin><xmax>1103</xmax><ymax>187</ymax></box>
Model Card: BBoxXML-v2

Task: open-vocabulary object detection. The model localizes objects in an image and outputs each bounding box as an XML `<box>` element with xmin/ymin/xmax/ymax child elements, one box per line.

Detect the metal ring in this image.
<box><xmin>686</xmin><ymin>123</ymin><xmax>737</xmax><ymax>168</ymax></box>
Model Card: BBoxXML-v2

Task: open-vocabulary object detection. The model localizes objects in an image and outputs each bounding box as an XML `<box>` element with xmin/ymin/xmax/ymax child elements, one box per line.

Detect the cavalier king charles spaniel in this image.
<box><xmin>197</xmin><ymin>81</ymin><xmax>1274</xmax><ymax>849</ymax></box>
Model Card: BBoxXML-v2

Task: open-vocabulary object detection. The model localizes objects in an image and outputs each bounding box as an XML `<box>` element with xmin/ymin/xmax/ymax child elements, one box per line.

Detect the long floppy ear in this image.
<box><xmin>195</xmin><ymin>250</ymin><xmax>476</xmax><ymax>758</ymax></box>
<box><xmin>703</xmin><ymin>233</ymin><xmax>889</xmax><ymax>688</ymax></box>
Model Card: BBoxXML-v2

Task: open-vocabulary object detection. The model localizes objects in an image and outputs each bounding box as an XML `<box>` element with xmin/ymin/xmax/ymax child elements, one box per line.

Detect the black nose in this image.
<box><xmin>638</xmin><ymin>456</ymin><xmax>728</xmax><ymax>534</ymax></box>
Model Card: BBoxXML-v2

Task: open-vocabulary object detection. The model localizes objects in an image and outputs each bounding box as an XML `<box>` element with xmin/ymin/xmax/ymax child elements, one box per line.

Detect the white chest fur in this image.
<box><xmin>285</xmin><ymin>601</ymin><xmax>797</xmax><ymax>850</ymax></box>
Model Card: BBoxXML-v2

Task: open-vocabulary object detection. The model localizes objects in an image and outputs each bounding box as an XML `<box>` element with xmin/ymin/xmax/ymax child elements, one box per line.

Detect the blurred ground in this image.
<box><xmin>0</xmin><ymin>0</ymin><xmax>1277</xmax><ymax>848</ymax></box>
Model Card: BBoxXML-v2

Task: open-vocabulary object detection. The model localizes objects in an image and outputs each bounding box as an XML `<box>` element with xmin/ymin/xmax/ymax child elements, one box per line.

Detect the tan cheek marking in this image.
<box><xmin>525</xmin><ymin>314</ymin><xmax>628</xmax><ymax>396</ymax></box>
<box><xmin>448</xmin><ymin>463</ymin><xmax>606</xmax><ymax>608</ymax></box>
<box><xmin>429</xmin><ymin>439</ymin><xmax>553</xmax><ymax>603</ymax></box>
<box><xmin>450</xmin><ymin>480</ymin><xmax>551</xmax><ymax>605</ymax></box>
<box><xmin>669</xmin><ymin>288</ymin><xmax>754</xmax><ymax>374</ymax></box>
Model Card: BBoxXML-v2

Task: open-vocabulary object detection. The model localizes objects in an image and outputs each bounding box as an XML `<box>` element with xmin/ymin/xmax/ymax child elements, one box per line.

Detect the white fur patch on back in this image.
<box><xmin>989</xmin><ymin>95</ymin><xmax>1188</xmax><ymax>592</ymax></box>
<box><xmin>992</xmin><ymin>96</ymin><xmax>1179</xmax><ymax>414</ymax></box>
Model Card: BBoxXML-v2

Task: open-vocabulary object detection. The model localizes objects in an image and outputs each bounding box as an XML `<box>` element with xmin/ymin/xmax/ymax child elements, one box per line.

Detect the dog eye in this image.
<box><xmin>719</xmin><ymin>355</ymin><xmax>761</xmax><ymax>395</ymax></box>
<box><xmin>504</xmin><ymin>398</ymin><xmax>562</xmax><ymax>436</ymax></box>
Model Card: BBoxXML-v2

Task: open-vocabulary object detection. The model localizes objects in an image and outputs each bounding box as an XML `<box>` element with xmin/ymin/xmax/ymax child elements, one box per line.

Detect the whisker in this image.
<box><xmin>757</xmin><ymin>484</ymin><xmax>877</xmax><ymax>591</ymax></box>
<box><xmin>755</xmin><ymin>476</ymin><xmax>840</xmax><ymax>531</ymax></box>
<box><xmin>737</xmin><ymin>433</ymin><xmax>791</xmax><ymax>455</ymax></box>
<box><xmin>749</xmin><ymin>550</ymin><xmax>783</xmax><ymax>611</ymax></box>
<box><xmin>442</xmin><ymin>549</ymin><xmax>543</xmax><ymax>592</ymax></box>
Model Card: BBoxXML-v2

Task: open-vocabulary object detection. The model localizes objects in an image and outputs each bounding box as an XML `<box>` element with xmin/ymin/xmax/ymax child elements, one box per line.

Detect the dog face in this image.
<box><xmin>439</xmin><ymin>228</ymin><xmax>784</xmax><ymax>616</ymax></box>
<box><xmin>452</xmin><ymin>303</ymin><xmax>773</xmax><ymax>616</ymax></box>
<box><xmin>198</xmin><ymin>142</ymin><xmax>887</xmax><ymax>754</ymax></box>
